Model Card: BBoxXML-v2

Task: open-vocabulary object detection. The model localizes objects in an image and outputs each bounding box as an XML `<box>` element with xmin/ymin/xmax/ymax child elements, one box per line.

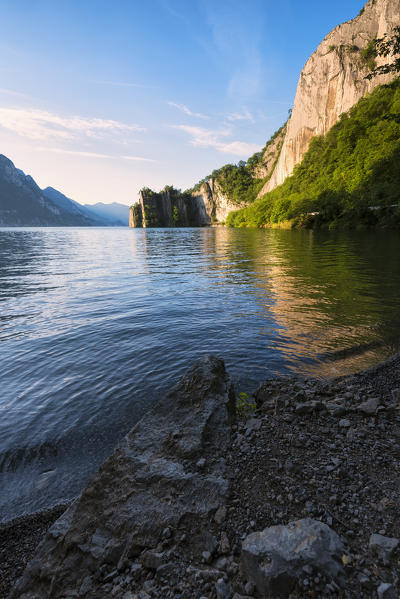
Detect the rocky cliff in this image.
<box><xmin>130</xmin><ymin>187</ymin><xmax>210</xmax><ymax>228</ymax></box>
<box><xmin>263</xmin><ymin>0</ymin><xmax>400</xmax><ymax>194</ymax></box>
<box><xmin>191</xmin><ymin>179</ymin><xmax>239</xmax><ymax>224</ymax></box>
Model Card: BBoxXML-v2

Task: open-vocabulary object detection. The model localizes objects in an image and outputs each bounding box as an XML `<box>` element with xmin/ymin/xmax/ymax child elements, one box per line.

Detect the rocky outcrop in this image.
<box><xmin>130</xmin><ymin>188</ymin><xmax>210</xmax><ymax>228</ymax></box>
<box><xmin>11</xmin><ymin>356</ymin><xmax>235</xmax><ymax>599</ymax></box>
<box><xmin>191</xmin><ymin>179</ymin><xmax>240</xmax><ymax>224</ymax></box>
<box><xmin>265</xmin><ymin>0</ymin><xmax>400</xmax><ymax>193</ymax></box>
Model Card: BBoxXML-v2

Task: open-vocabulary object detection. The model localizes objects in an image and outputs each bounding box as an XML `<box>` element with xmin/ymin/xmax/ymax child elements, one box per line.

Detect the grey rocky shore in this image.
<box><xmin>3</xmin><ymin>354</ymin><xmax>400</xmax><ymax>598</ymax></box>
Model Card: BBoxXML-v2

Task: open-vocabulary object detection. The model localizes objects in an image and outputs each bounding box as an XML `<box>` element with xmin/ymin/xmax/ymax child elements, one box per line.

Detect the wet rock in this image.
<box><xmin>11</xmin><ymin>356</ymin><xmax>235</xmax><ymax>599</ymax></box>
<box><xmin>369</xmin><ymin>533</ymin><xmax>399</xmax><ymax>565</ymax></box>
<box><xmin>241</xmin><ymin>519</ymin><xmax>344</xmax><ymax>597</ymax></box>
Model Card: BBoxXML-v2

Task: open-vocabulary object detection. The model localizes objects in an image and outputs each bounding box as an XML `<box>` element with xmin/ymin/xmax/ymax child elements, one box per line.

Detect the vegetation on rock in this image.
<box><xmin>226</xmin><ymin>79</ymin><xmax>400</xmax><ymax>229</ymax></box>
<box><xmin>366</xmin><ymin>26</ymin><xmax>400</xmax><ymax>79</ymax></box>
<box><xmin>187</xmin><ymin>124</ymin><xmax>286</xmax><ymax>206</ymax></box>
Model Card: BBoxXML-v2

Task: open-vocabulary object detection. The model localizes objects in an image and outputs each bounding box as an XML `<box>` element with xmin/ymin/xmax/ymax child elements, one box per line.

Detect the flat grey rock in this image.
<box><xmin>11</xmin><ymin>356</ymin><xmax>235</xmax><ymax>599</ymax></box>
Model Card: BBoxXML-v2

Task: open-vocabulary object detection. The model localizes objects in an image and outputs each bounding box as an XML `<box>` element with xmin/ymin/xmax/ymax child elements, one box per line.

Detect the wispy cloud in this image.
<box><xmin>172</xmin><ymin>124</ymin><xmax>260</xmax><ymax>156</ymax></box>
<box><xmin>226</xmin><ymin>107</ymin><xmax>254</xmax><ymax>122</ymax></box>
<box><xmin>167</xmin><ymin>101</ymin><xmax>209</xmax><ymax>119</ymax></box>
<box><xmin>121</xmin><ymin>155</ymin><xmax>157</xmax><ymax>162</ymax></box>
<box><xmin>0</xmin><ymin>107</ymin><xmax>145</xmax><ymax>141</ymax></box>
<box><xmin>36</xmin><ymin>147</ymin><xmax>157</xmax><ymax>162</ymax></box>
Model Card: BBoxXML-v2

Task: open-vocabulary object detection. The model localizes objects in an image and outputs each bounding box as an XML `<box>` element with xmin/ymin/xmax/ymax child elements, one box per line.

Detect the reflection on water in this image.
<box><xmin>0</xmin><ymin>226</ymin><xmax>399</xmax><ymax>521</ymax></box>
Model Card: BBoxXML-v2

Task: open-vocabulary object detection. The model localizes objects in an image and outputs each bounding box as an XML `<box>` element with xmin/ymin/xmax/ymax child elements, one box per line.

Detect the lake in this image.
<box><xmin>1</xmin><ymin>226</ymin><xmax>400</xmax><ymax>521</ymax></box>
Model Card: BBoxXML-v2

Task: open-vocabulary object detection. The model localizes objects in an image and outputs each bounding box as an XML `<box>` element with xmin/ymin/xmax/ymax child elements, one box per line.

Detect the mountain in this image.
<box><xmin>264</xmin><ymin>0</ymin><xmax>400</xmax><ymax>193</ymax></box>
<box><xmin>0</xmin><ymin>155</ymin><xmax>129</xmax><ymax>226</ymax></box>
<box><xmin>83</xmin><ymin>202</ymin><xmax>129</xmax><ymax>226</ymax></box>
<box><xmin>41</xmin><ymin>187</ymin><xmax>105</xmax><ymax>225</ymax></box>
<box><xmin>175</xmin><ymin>0</ymin><xmax>400</xmax><ymax>227</ymax></box>
<box><xmin>227</xmin><ymin>78</ymin><xmax>400</xmax><ymax>228</ymax></box>
<box><xmin>0</xmin><ymin>155</ymin><xmax>94</xmax><ymax>226</ymax></box>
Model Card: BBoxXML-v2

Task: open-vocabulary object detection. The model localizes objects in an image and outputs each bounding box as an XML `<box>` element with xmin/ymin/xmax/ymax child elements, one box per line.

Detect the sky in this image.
<box><xmin>0</xmin><ymin>0</ymin><xmax>366</xmax><ymax>206</ymax></box>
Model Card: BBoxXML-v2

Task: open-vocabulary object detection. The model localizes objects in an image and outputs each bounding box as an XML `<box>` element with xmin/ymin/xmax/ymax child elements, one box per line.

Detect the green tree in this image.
<box><xmin>366</xmin><ymin>26</ymin><xmax>400</xmax><ymax>79</ymax></box>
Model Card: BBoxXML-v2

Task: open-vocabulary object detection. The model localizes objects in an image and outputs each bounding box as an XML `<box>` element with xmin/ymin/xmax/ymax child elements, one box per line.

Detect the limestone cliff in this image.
<box><xmin>130</xmin><ymin>187</ymin><xmax>210</xmax><ymax>228</ymax></box>
<box><xmin>264</xmin><ymin>0</ymin><xmax>400</xmax><ymax>194</ymax></box>
<box><xmin>191</xmin><ymin>179</ymin><xmax>239</xmax><ymax>224</ymax></box>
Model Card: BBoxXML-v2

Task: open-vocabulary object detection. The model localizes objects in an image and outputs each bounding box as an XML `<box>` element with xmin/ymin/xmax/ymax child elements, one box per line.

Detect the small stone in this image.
<box><xmin>391</xmin><ymin>389</ymin><xmax>400</xmax><ymax>402</ymax></box>
<box><xmin>245</xmin><ymin>418</ymin><xmax>262</xmax><ymax>432</ymax></box>
<box><xmin>141</xmin><ymin>550</ymin><xmax>164</xmax><ymax>570</ymax></box>
<box><xmin>274</xmin><ymin>396</ymin><xmax>286</xmax><ymax>415</ymax></box>
<box><xmin>339</xmin><ymin>419</ymin><xmax>351</xmax><ymax>428</ymax></box>
<box><xmin>244</xmin><ymin>580</ymin><xmax>255</xmax><ymax>594</ymax></box>
<box><xmin>357</xmin><ymin>397</ymin><xmax>379</xmax><ymax>415</ymax></box>
<box><xmin>156</xmin><ymin>562</ymin><xmax>176</xmax><ymax>579</ymax></box>
<box><xmin>215</xmin><ymin>577</ymin><xmax>231</xmax><ymax>599</ymax></box>
<box><xmin>377</xmin><ymin>583</ymin><xmax>398</xmax><ymax>599</ymax></box>
<box><xmin>369</xmin><ymin>534</ymin><xmax>399</xmax><ymax>565</ymax></box>
<box><xmin>196</xmin><ymin>457</ymin><xmax>206</xmax><ymax>469</ymax></box>
<box><xmin>202</xmin><ymin>551</ymin><xmax>212</xmax><ymax>564</ymax></box>
<box><xmin>162</xmin><ymin>527</ymin><xmax>172</xmax><ymax>539</ymax></box>
<box><xmin>130</xmin><ymin>563</ymin><xmax>143</xmax><ymax>579</ymax></box>
<box><xmin>220</xmin><ymin>532</ymin><xmax>230</xmax><ymax>554</ymax></box>
<box><xmin>215</xmin><ymin>506</ymin><xmax>227</xmax><ymax>524</ymax></box>
<box><xmin>79</xmin><ymin>576</ymin><xmax>93</xmax><ymax>596</ymax></box>
<box><xmin>346</xmin><ymin>428</ymin><xmax>356</xmax><ymax>442</ymax></box>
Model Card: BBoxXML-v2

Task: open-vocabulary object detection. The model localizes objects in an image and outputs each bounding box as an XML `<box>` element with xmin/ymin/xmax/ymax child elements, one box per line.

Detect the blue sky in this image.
<box><xmin>0</xmin><ymin>0</ymin><xmax>366</xmax><ymax>205</ymax></box>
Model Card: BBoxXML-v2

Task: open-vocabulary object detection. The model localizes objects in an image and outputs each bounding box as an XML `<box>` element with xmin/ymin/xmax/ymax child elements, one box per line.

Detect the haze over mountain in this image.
<box><xmin>83</xmin><ymin>202</ymin><xmax>129</xmax><ymax>226</ymax></box>
<box><xmin>0</xmin><ymin>154</ymin><xmax>129</xmax><ymax>226</ymax></box>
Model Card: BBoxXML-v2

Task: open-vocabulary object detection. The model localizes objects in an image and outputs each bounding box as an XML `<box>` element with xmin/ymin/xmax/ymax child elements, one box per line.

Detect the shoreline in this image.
<box><xmin>2</xmin><ymin>351</ymin><xmax>400</xmax><ymax>598</ymax></box>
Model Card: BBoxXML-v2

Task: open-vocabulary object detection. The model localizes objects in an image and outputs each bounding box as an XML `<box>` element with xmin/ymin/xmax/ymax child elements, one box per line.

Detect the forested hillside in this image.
<box><xmin>226</xmin><ymin>80</ymin><xmax>400</xmax><ymax>229</ymax></box>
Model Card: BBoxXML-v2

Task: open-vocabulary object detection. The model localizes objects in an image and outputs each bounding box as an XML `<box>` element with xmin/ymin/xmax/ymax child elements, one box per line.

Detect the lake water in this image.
<box><xmin>1</xmin><ymin>226</ymin><xmax>400</xmax><ymax>521</ymax></box>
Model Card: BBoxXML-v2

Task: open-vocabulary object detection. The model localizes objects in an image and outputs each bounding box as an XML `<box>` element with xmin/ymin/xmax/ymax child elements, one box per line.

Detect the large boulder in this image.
<box><xmin>241</xmin><ymin>519</ymin><xmax>344</xmax><ymax>597</ymax></box>
<box><xmin>11</xmin><ymin>356</ymin><xmax>235</xmax><ymax>599</ymax></box>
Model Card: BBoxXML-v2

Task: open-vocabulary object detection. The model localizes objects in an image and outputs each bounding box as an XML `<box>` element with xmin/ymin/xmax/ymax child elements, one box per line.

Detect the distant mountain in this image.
<box><xmin>0</xmin><ymin>154</ymin><xmax>129</xmax><ymax>226</ymax></box>
<box><xmin>42</xmin><ymin>187</ymin><xmax>108</xmax><ymax>226</ymax></box>
<box><xmin>83</xmin><ymin>202</ymin><xmax>129</xmax><ymax>226</ymax></box>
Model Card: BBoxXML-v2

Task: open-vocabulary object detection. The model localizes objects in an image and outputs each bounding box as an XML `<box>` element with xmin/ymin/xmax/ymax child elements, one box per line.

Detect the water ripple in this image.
<box><xmin>0</xmin><ymin>226</ymin><xmax>400</xmax><ymax>520</ymax></box>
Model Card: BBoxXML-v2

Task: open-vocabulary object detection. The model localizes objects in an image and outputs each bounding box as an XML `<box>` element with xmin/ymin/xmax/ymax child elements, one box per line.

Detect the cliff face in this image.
<box><xmin>265</xmin><ymin>0</ymin><xmax>400</xmax><ymax>193</ymax></box>
<box><xmin>191</xmin><ymin>179</ymin><xmax>240</xmax><ymax>224</ymax></box>
<box><xmin>130</xmin><ymin>188</ymin><xmax>210</xmax><ymax>228</ymax></box>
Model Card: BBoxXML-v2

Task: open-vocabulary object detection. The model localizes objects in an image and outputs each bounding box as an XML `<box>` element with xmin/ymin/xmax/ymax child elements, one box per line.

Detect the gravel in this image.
<box><xmin>0</xmin><ymin>503</ymin><xmax>71</xmax><ymax>598</ymax></box>
<box><xmin>2</xmin><ymin>353</ymin><xmax>400</xmax><ymax>598</ymax></box>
